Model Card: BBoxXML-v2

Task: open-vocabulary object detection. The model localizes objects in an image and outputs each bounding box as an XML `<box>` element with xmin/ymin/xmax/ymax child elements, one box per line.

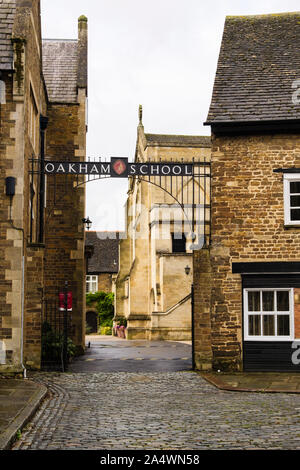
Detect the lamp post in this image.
<box><xmin>185</xmin><ymin>265</ymin><xmax>195</xmax><ymax>370</ymax></box>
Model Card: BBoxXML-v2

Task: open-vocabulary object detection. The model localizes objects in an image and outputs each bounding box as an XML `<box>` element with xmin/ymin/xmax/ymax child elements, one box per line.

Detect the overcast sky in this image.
<box><xmin>41</xmin><ymin>0</ymin><xmax>300</xmax><ymax>230</ymax></box>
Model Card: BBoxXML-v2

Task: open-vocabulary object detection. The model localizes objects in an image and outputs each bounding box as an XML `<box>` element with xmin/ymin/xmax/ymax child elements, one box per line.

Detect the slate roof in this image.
<box><xmin>0</xmin><ymin>0</ymin><xmax>16</xmax><ymax>70</ymax></box>
<box><xmin>206</xmin><ymin>12</ymin><xmax>300</xmax><ymax>124</ymax></box>
<box><xmin>144</xmin><ymin>134</ymin><xmax>211</xmax><ymax>148</ymax></box>
<box><xmin>85</xmin><ymin>232</ymin><xmax>120</xmax><ymax>274</ymax></box>
<box><xmin>42</xmin><ymin>39</ymin><xmax>78</xmax><ymax>103</ymax></box>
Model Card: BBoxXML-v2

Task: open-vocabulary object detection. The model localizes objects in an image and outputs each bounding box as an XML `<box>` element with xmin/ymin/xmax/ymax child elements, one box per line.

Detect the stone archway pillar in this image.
<box><xmin>193</xmin><ymin>247</ymin><xmax>213</xmax><ymax>370</ymax></box>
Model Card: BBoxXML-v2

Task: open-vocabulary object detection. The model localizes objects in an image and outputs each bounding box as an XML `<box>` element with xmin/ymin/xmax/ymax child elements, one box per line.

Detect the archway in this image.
<box><xmin>42</xmin><ymin>155</ymin><xmax>210</xmax><ymax>371</ymax></box>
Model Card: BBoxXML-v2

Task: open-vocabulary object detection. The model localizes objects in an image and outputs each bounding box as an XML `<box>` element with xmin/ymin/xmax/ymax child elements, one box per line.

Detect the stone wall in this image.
<box><xmin>44</xmin><ymin>101</ymin><xmax>86</xmax><ymax>354</ymax></box>
<box><xmin>0</xmin><ymin>72</ymin><xmax>16</xmax><ymax>371</ymax></box>
<box><xmin>0</xmin><ymin>0</ymin><xmax>47</xmax><ymax>372</ymax></box>
<box><xmin>97</xmin><ymin>273</ymin><xmax>113</xmax><ymax>293</ymax></box>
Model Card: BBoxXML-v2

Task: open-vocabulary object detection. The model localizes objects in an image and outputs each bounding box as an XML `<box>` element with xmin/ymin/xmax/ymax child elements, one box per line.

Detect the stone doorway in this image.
<box><xmin>86</xmin><ymin>311</ymin><xmax>98</xmax><ymax>334</ymax></box>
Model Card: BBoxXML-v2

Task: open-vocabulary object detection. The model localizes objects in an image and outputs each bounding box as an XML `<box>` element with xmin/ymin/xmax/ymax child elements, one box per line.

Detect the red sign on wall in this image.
<box><xmin>59</xmin><ymin>292</ymin><xmax>73</xmax><ymax>311</ymax></box>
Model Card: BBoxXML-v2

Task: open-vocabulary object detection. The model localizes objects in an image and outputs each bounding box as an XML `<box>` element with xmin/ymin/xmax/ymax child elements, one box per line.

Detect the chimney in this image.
<box><xmin>77</xmin><ymin>15</ymin><xmax>88</xmax><ymax>91</ymax></box>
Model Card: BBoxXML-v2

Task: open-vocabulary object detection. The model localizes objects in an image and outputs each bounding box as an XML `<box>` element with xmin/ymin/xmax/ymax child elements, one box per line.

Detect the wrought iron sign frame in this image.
<box><xmin>30</xmin><ymin>156</ymin><xmax>211</xmax><ymax>247</ymax></box>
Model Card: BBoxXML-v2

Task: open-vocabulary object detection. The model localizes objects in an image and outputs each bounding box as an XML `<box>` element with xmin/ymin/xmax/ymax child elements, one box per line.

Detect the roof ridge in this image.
<box><xmin>145</xmin><ymin>133</ymin><xmax>210</xmax><ymax>137</ymax></box>
<box><xmin>226</xmin><ymin>11</ymin><xmax>300</xmax><ymax>19</ymax></box>
<box><xmin>42</xmin><ymin>38</ymin><xmax>78</xmax><ymax>42</ymax></box>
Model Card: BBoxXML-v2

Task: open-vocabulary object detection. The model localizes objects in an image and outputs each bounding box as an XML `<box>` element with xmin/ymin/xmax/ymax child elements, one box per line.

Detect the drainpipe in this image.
<box><xmin>191</xmin><ymin>283</ymin><xmax>195</xmax><ymax>370</ymax></box>
<box><xmin>20</xmin><ymin>253</ymin><xmax>26</xmax><ymax>378</ymax></box>
<box><xmin>39</xmin><ymin>115</ymin><xmax>48</xmax><ymax>243</ymax></box>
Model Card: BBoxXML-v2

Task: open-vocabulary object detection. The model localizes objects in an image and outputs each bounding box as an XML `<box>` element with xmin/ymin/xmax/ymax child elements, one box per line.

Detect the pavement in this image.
<box><xmin>201</xmin><ymin>371</ymin><xmax>300</xmax><ymax>394</ymax></box>
<box><xmin>0</xmin><ymin>378</ymin><xmax>47</xmax><ymax>450</ymax></box>
<box><xmin>1</xmin><ymin>335</ymin><xmax>300</xmax><ymax>450</ymax></box>
<box><xmin>68</xmin><ymin>335</ymin><xmax>192</xmax><ymax>373</ymax></box>
<box><xmin>11</xmin><ymin>371</ymin><xmax>300</xmax><ymax>450</ymax></box>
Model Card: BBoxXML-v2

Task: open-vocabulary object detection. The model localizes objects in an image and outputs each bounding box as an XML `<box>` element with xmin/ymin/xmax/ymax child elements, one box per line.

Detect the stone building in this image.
<box><xmin>42</xmin><ymin>15</ymin><xmax>88</xmax><ymax>356</ymax></box>
<box><xmin>85</xmin><ymin>232</ymin><xmax>119</xmax><ymax>294</ymax></box>
<box><xmin>0</xmin><ymin>0</ymin><xmax>87</xmax><ymax>373</ymax></box>
<box><xmin>194</xmin><ymin>12</ymin><xmax>300</xmax><ymax>372</ymax></box>
<box><xmin>115</xmin><ymin>110</ymin><xmax>211</xmax><ymax>340</ymax></box>
<box><xmin>85</xmin><ymin>232</ymin><xmax>119</xmax><ymax>333</ymax></box>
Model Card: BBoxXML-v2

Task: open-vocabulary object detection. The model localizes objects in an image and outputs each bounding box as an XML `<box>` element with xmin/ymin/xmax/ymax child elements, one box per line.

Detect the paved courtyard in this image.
<box><xmin>68</xmin><ymin>335</ymin><xmax>192</xmax><ymax>373</ymax></box>
<box><xmin>11</xmin><ymin>337</ymin><xmax>300</xmax><ymax>450</ymax></box>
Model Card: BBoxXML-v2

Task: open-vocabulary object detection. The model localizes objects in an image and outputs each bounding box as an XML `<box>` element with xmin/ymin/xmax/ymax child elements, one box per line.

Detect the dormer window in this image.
<box><xmin>284</xmin><ymin>174</ymin><xmax>300</xmax><ymax>226</ymax></box>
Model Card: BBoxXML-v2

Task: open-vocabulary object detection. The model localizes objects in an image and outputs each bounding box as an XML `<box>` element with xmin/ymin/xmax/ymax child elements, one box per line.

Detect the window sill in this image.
<box><xmin>284</xmin><ymin>223</ymin><xmax>300</xmax><ymax>229</ymax></box>
<box><xmin>27</xmin><ymin>242</ymin><xmax>45</xmax><ymax>249</ymax></box>
<box><xmin>244</xmin><ymin>337</ymin><xmax>293</xmax><ymax>342</ymax></box>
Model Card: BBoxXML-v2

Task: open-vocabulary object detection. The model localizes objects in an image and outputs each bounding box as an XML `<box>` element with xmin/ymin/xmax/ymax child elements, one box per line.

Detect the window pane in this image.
<box><xmin>277</xmin><ymin>291</ymin><xmax>289</xmax><ymax>311</ymax></box>
<box><xmin>172</xmin><ymin>233</ymin><xmax>186</xmax><ymax>253</ymax></box>
<box><xmin>290</xmin><ymin>209</ymin><xmax>300</xmax><ymax>221</ymax></box>
<box><xmin>248</xmin><ymin>291</ymin><xmax>260</xmax><ymax>311</ymax></box>
<box><xmin>263</xmin><ymin>315</ymin><xmax>275</xmax><ymax>336</ymax></box>
<box><xmin>249</xmin><ymin>315</ymin><xmax>261</xmax><ymax>336</ymax></box>
<box><xmin>277</xmin><ymin>315</ymin><xmax>290</xmax><ymax>336</ymax></box>
<box><xmin>290</xmin><ymin>195</ymin><xmax>300</xmax><ymax>207</ymax></box>
<box><xmin>290</xmin><ymin>182</ymin><xmax>300</xmax><ymax>193</ymax></box>
<box><xmin>262</xmin><ymin>291</ymin><xmax>274</xmax><ymax>311</ymax></box>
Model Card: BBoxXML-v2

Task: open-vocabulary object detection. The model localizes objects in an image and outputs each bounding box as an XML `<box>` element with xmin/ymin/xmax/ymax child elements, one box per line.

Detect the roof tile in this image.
<box><xmin>85</xmin><ymin>232</ymin><xmax>120</xmax><ymax>274</ymax></box>
<box><xmin>206</xmin><ymin>12</ymin><xmax>300</xmax><ymax>123</ymax></box>
<box><xmin>42</xmin><ymin>39</ymin><xmax>78</xmax><ymax>103</ymax></box>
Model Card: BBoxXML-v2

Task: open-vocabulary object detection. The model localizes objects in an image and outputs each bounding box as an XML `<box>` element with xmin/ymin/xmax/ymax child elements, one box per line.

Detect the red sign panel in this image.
<box><xmin>59</xmin><ymin>292</ymin><xmax>73</xmax><ymax>311</ymax></box>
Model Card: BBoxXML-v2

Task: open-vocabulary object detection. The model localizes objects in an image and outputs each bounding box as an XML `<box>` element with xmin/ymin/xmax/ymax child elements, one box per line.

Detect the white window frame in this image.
<box><xmin>86</xmin><ymin>275</ymin><xmax>98</xmax><ymax>294</ymax></box>
<box><xmin>243</xmin><ymin>288</ymin><xmax>294</xmax><ymax>341</ymax></box>
<box><xmin>284</xmin><ymin>174</ymin><xmax>300</xmax><ymax>226</ymax></box>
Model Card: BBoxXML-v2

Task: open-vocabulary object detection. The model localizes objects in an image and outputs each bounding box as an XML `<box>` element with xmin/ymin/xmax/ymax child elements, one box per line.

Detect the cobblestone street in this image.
<box><xmin>11</xmin><ymin>338</ymin><xmax>300</xmax><ymax>450</ymax></box>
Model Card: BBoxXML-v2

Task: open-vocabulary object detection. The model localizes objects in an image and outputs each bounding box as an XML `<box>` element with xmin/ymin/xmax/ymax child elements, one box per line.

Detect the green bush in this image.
<box><xmin>86</xmin><ymin>291</ymin><xmax>114</xmax><ymax>329</ymax></box>
<box><xmin>41</xmin><ymin>322</ymin><xmax>76</xmax><ymax>362</ymax></box>
<box><xmin>100</xmin><ymin>326</ymin><xmax>112</xmax><ymax>335</ymax></box>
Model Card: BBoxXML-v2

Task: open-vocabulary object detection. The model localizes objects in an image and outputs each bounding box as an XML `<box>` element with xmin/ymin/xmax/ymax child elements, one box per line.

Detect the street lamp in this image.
<box><xmin>185</xmin><ymin>265</ymin><xmax>191</xmax><ymax>276</ymax></box>
<box><xmin>185</xmin><ymin>265</ymin><xmax>195</xmax><ymax>370</ymax></box>
<box><xmin>82</xmin><ymin>217</ymin><xmax>92</xmax><ymax>231</ymax></box>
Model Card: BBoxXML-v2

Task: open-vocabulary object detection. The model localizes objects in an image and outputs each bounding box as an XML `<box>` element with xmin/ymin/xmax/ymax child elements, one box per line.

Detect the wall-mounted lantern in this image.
<box><xmin>82</xmin><ymin>216</ymin><xmax>92</xmax><ymax>231</ymax></box>
<box><xmin>184</xmin><ymin>265</ymin><xmax>191</xmax><ymax>276</ymax></box>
